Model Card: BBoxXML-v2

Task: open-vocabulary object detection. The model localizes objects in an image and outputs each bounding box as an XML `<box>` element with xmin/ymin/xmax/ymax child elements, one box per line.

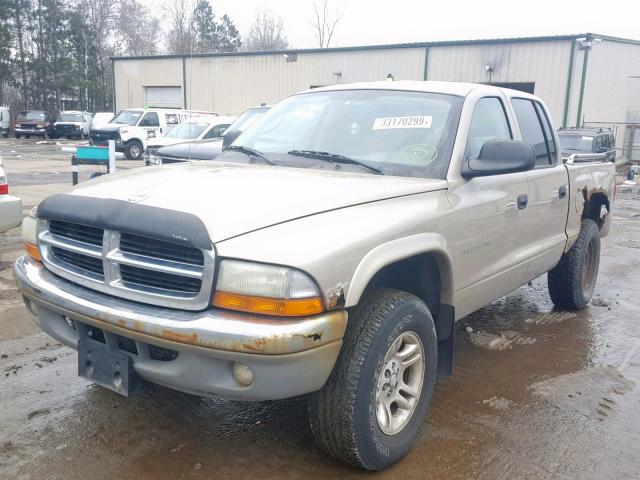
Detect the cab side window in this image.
<box><xmin>204</xmin><ymin>124</ymin><xmax>230</xmax><ymax>139</ymax></box>
<box><xmin>595</xmin><ymin>136</ymin><xmax>604</xmax><ymax>153</ymax></box>
<box><xmin>140</xmin><ymin>112</ymin><xmax>160</xmax><ymax>127</ymax></box>
<box><xmin>534</xmin><ymin>102</ymin><xmax>557</xmax><ymax>164</ymax></box>
<box><xmin>465</xmin><ymin>97</ymin><xmax>512</xmax><ymax>161</ymax></box>
<box><xmin>512</xmin><ymin>98</ymin><xmax>551</xmax><ymax>166</ymax></box>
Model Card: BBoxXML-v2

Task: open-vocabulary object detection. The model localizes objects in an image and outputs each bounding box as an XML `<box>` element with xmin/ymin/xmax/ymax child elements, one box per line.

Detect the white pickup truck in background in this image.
<box><xmin>16</xmin><ymin>82</ymin><xmax>615</xmax><ymax>470</ymax></box>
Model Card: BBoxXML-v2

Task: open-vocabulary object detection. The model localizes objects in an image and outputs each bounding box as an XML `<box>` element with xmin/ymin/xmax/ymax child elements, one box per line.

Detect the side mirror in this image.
<box><xmin>462</xmin><ymin>140</ymin><xmax>535</xmax><ymax>178</ymax></box>
<box><xmin>222</xmin><ymin>129</ymin><xmax>242</xmax><ymax>149</ymax></box>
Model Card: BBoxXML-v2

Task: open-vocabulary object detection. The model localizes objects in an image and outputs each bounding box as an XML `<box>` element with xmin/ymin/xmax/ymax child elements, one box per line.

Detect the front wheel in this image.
<box><xmin>125</xmin><ymin>140</ymin><xmax>143</xmax><ymax>160</ymax></box>
<box><xmin>308</xmin><ymin>288</ymin><xmax>437</xmax><ymax>470</ymax></box>
<box><xmin>548</xmin><ymin>219</ymin><xmax>601</xmax><ymax>309</ymax></box>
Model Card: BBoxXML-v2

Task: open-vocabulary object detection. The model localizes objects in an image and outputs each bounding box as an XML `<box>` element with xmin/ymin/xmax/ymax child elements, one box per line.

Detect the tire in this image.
<box><xmin>309</xmin><ymin>288</ymin><xmax>438</xmax><ymax>470</ymax></box>
<box><xmin>14</xmin><ymin>134</ymin><xmax>20</xmax><ymax>139</ymax></box>
<box><xmin>548</xmin><ymin>219</ymin><xmax>600</xmax><ymax>310</ymax></box>
<box><xmin>25</xmin><ymin>134</ymin><xmax>31</xmax><ymax>139</ymax></box>
<box><xmin>125</xmin><ymin>140</ymin><xmax>143</xmax><ymax>160</ymax></box>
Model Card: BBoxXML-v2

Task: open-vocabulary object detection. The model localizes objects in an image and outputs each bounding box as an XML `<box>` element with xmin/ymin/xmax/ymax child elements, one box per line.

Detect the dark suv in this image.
<box><xmin>558</xmin><ymin>128</ymin><xmax>616</xmax><ymax>162</ymax></box>
<box><xmin>14</xmin><ymin>110</ymin><xmax>54</xmax><ymax>139</ymax></box>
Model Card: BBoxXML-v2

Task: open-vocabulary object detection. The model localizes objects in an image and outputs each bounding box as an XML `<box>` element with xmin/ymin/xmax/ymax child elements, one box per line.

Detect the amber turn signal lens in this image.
<box><xmin>24</xmin><ymin>242</ymin><xmax>42</xmax><ymax>262</ymax></box>
<box><xmin>213</xmin><ymin>291</ymin><xmax>324</xmax><ymax>317</ymax></box>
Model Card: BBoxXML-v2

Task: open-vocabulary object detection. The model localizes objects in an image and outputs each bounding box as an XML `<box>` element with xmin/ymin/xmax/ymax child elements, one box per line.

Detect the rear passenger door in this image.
<box><xmin>510</xmin><ymin>98</ymin><xmax>569</xmax><ymax>281</ymax></box>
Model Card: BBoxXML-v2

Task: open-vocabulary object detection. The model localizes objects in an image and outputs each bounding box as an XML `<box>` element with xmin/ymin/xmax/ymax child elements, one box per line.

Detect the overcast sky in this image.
<box><xmin>197</xmin><ymin>0</ymin><xmax>639</xmax><ymax>49</ymax></box>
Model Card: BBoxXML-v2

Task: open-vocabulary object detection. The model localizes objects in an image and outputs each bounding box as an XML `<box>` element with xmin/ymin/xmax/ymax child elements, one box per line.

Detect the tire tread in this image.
<box><xmin>548</xmin><ymin>219</ymin><xmax>599</xmax><ymax>310</ymax></box>
<box><xmin>309</xmin><ymin>288</ymin><xmax>434</xmax><ymax>469</ymax></box>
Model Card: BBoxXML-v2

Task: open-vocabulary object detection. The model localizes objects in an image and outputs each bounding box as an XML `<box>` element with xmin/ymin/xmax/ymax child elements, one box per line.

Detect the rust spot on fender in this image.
<box><xmin>159</xmin><ymin>330</ymin><xmax>199</xmax><ymax>344</ymax></box>
<box><xmin>327</xmin><ymin>283</ymin><xmax>347</xmax><ymax>309</ymax></box>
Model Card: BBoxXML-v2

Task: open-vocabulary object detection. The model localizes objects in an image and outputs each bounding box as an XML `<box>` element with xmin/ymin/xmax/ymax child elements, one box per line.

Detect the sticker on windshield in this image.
<box><xmin>373</xmin><ymin>116</ymin><xmax>432</xmax><ymax>130</ymax></box>
<box><xmin>582</xmin><ymin>136</ymin><xmax>594</xmax><ymax>140</ymax></box>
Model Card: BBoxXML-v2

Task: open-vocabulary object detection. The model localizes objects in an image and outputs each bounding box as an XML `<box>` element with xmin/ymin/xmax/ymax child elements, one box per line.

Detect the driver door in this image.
<box><xmin>139</xmin><ymin>112</ymin><xmax>161</xmax><ymax>139</ymax></box>
<box><xmin>449</xmin><ymin>96</ymin><xmax>531</xmax><ymax>318</ymax></box>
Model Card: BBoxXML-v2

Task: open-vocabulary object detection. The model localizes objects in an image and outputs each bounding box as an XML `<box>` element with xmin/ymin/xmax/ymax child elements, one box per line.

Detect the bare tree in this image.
<box><xmin>164</xmin><ymin>0</ymin><xmax>195</xmax><ymax>55</ymax></box>
<box><xmin>115</xmin><ymin>0</ymin><xmax>160</xmax><ymax>56</ymax></box>
<box><xmin>311</xmin><ymin>0</ymin><xmax>346</xmax><ymax>48</ymax></box>
<box><xmin>244</xmin><ymin>9</ymin><xmax>289</xmax><ymax>52</ymax></box>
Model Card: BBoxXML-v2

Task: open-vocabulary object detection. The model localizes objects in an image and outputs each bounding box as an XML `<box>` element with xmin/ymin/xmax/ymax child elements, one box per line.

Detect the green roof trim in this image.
<box><xmin>111</xmin><ymin>32</ymin><xmax>639</xmax><ymax>62</ymax></box>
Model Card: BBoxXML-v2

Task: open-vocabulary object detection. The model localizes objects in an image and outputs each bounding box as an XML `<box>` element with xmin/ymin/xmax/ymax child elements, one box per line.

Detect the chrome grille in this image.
<box><xmin>38</xmin><ymin>219</ymin><xmax>215</xmax><ymax>310</ymax></box>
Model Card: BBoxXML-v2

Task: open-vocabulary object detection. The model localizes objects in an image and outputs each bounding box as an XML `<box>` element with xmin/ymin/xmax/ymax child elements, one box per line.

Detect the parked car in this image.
<box><xmin>14</xmin><ymin>110</ymin><xmax>54</xmax><ymax>139</ymax></box>
<box><xmin>144</xmin><ymin>116</ymin><xmax>235</xmax><ymax>165</ymax></box>
<box><xmin>90</xmin><ymin>108</ymin><xmax>210</xmax><ymax>160</ymax></box>
<box><xmin>53</xmin><ymin>111</ymin><xmax>93</xmax><ymax>139</ymax></box>
<box><xmin>16</xmin><ymin>82</ymin><xmax>615</xmax><ymax>470</ymax></box>
<box><xmin>90</xmin><ymin>112</ymin><xmax>114</xmax><ymax>130</ymax></box>
<box><xmin>558</xmin><ymin>128</ymin><xmax>616</xmax><ymax>162</ymax></box>
<box><xmin>0</xmin><ymin>157</ymin><xmax>22</xmax><ymax>233</ymax></box>
<box><xmin>0</xmin><ymin>106</ymin><xmax>10</xmax><ymax>138</ymax></box>
<box><xmin>152</xmin><ymin>106</ymin><xmax>269</xmax><ymax>164</ymax></box>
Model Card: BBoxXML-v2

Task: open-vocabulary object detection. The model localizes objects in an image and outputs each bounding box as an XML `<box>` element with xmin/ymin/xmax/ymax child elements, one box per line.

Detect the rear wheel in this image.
<box><xmin>309</xmin><ymin>288</ymin><xmax>437</xmax><ymax>470</ymax></box>
<box><xmin>125</xmin><ymin>140</ymin><xmax>143</xmax><ymax>160</ymax></box>
<box><xmin>548</xmin><ymin>219</ymin><xmax>600</xmax><ymax>309</ymax></box>
<box><xmin>14</xmin><ymin>134</ymin><xmax>20</xmax><ymax>139</ymax></box>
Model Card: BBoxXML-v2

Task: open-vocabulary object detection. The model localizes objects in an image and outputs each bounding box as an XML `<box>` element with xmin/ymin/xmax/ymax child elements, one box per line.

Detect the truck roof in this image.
<box><xmin>301</xmin><ymin>81</ymin><xmax>536</xmax><ymax>98</ymax></box>
<box><xmin>558</xmin><ymin>128</ymin><xmax>612</xmax><ymax>136</ymax></box>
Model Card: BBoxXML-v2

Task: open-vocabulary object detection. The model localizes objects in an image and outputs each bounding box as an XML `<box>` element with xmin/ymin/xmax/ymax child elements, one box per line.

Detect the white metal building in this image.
<box><xmin>112</xmin><ymin>33</ymin><xmax>640</xmax><ymax>159</ymax></box>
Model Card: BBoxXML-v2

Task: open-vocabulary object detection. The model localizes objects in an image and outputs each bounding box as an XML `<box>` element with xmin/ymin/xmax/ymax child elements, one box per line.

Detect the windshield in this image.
<box><xmin>165</xmin><ymin>122</ymin><xmax>209</xmax><ymax>139</ymax></box>
<box><xmin>234</xmin><ymin>90</ymin><xmax>463</xmax><ymax>178</ymax></box>
<box><xmin>17</xmin><ymin>111</ymin><xmax>45</xmax><ymax>121</ymax></box>
<box><xmin>57</xmin><ymin>113</ymin><xmax>81</xmax><ymax>122</ymax></box>
<box><xmin>111</xmin><ymin>110</ymin><xmax>142</xmax><ymax>126</ymax></box>
<box><xmin>559</xmin><ymin>134</ymin><xmax>594</xmax><ymax>152</ymax></box>
<box><xmin>229</xmin><ymin>108</ymin><xmax>267</xmax><ymax>132</ymax></box>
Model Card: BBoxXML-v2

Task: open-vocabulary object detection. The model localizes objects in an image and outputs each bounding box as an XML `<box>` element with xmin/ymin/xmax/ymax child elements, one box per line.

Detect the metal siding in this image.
<box><xmin>580</xmin><ymin>40</ymin><xmax>640</xmax><ymax>152</ymax></box>
<box><xmin>114</xmin><ymin>58</ymin><xmax>183</xmax><ymax>110</ymax></box>
<box><xmin>184</xmin><ymin>48</ymin><xmax>426</xmax><ymax>115</ymax></box>
<box><xmin>582</xmin><ymin>40</ymin><xmax>640</xmax><ymax>123</ymax></box>
<box><xmin>427</xmin><ymin>40</ymin><xmax>572</xmax><ymax>127</ymax></box>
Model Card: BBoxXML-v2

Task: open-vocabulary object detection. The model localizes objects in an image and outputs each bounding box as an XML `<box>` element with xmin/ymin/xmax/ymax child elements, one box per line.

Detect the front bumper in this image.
<box><xmin>15</xmin><ymin>127</ymin><xmax>46</xmax><ymax>134</ymax></box>
<box><xmin>14</xmin><ymin>256</ymin><xmax>347</xmax><ymax>400</ymax></box>
<box><xmin>0</xmin><ymin>195</ymin><xmax>22</xmax><ymax>233</ymax></box>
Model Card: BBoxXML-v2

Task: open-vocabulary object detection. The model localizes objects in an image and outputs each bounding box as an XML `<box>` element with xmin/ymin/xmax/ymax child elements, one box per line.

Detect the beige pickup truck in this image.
<box><xmin>15</xmin><ymin>82</ymin><xmax>615</xmax><ymax>470</ymax></box>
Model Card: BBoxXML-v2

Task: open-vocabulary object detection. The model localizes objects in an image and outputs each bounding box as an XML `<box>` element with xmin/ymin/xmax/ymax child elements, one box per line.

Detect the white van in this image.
<box><xmin>89</xmin><ymin>108</ymin><xmax>213</xmax><ymax>160</ymax></box>
<box><xmin>0</xmin><ymin>106</ymin><xmax>10</xmax><ymax>138</ymax></box>
<box><xmin>53</xmin><ymin>111</ymin><xmax>93</xmax><ymax>139</ymax></box>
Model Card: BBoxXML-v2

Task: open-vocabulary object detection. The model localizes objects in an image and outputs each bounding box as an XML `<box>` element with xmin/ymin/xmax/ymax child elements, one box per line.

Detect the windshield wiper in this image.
<box><xmin>287</xmin><ymin>150</ymin><xmax>383</xmax><ymax>175</ymax></box>
<box><xmin>223</xmin><ymin>145</ymin><xmax>276</xmax><ymax>165</ymax></box>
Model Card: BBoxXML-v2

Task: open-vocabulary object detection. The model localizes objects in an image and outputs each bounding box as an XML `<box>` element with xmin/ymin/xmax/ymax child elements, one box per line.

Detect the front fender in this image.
<box><xmin>345</xmin><ymin>233</ymin><xmax>454</xmax><ymax>307</ymax></box>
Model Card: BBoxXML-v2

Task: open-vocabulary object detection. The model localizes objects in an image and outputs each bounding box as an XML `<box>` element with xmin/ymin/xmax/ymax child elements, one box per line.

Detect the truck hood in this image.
<box><xmin>69</xmin><ymin>162</ymin><xmax>447</xmax><ymax>243</ymax></box>
<box><xmin>92</xmin><ymin>123</ymin><xmax>123</xmax><ymax>132</ymax></box>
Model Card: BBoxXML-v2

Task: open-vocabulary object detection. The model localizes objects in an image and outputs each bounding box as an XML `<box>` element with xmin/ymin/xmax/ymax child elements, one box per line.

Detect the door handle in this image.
<box><xmin>559</xmin><ymin>185</ymin><xmax>567</xmax><ymax>199</ymax></box>
<box><xmin>517</xmin><ymin>194</ymin><xmax>528</xmax><ymax>210</ymax></box>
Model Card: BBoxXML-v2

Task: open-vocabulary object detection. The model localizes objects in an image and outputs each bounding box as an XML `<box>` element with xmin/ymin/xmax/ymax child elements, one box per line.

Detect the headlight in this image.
<box><xmin>15</xmin><ymin>124</ymin><xmax>21</xmax><ymax>128</ymax></box>
<box><xmin>37</xmin><ymin>124</ymin><xmax>45</xmax><ymax>128</ymax></box>
<box><xmin>149</xmin><ymin>155</ymin><xmax>162</xmax><ymax>165</ymax></box>
<box><xmin>22</xmin><ymin>209</ymin><xmax>40</xmax><ymax>261</ymax></box>
<box><xmin>213</xmin><ymin>260</ymin><xmax>324</xmax><ymax>316</ymax></box>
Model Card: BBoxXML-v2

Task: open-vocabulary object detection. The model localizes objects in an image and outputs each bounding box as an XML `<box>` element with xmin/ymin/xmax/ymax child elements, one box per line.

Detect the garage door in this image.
<box><xmin>145</xmin><ymin>87</ymin><xmax>183</xmax><ymax>108</ymax></box>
